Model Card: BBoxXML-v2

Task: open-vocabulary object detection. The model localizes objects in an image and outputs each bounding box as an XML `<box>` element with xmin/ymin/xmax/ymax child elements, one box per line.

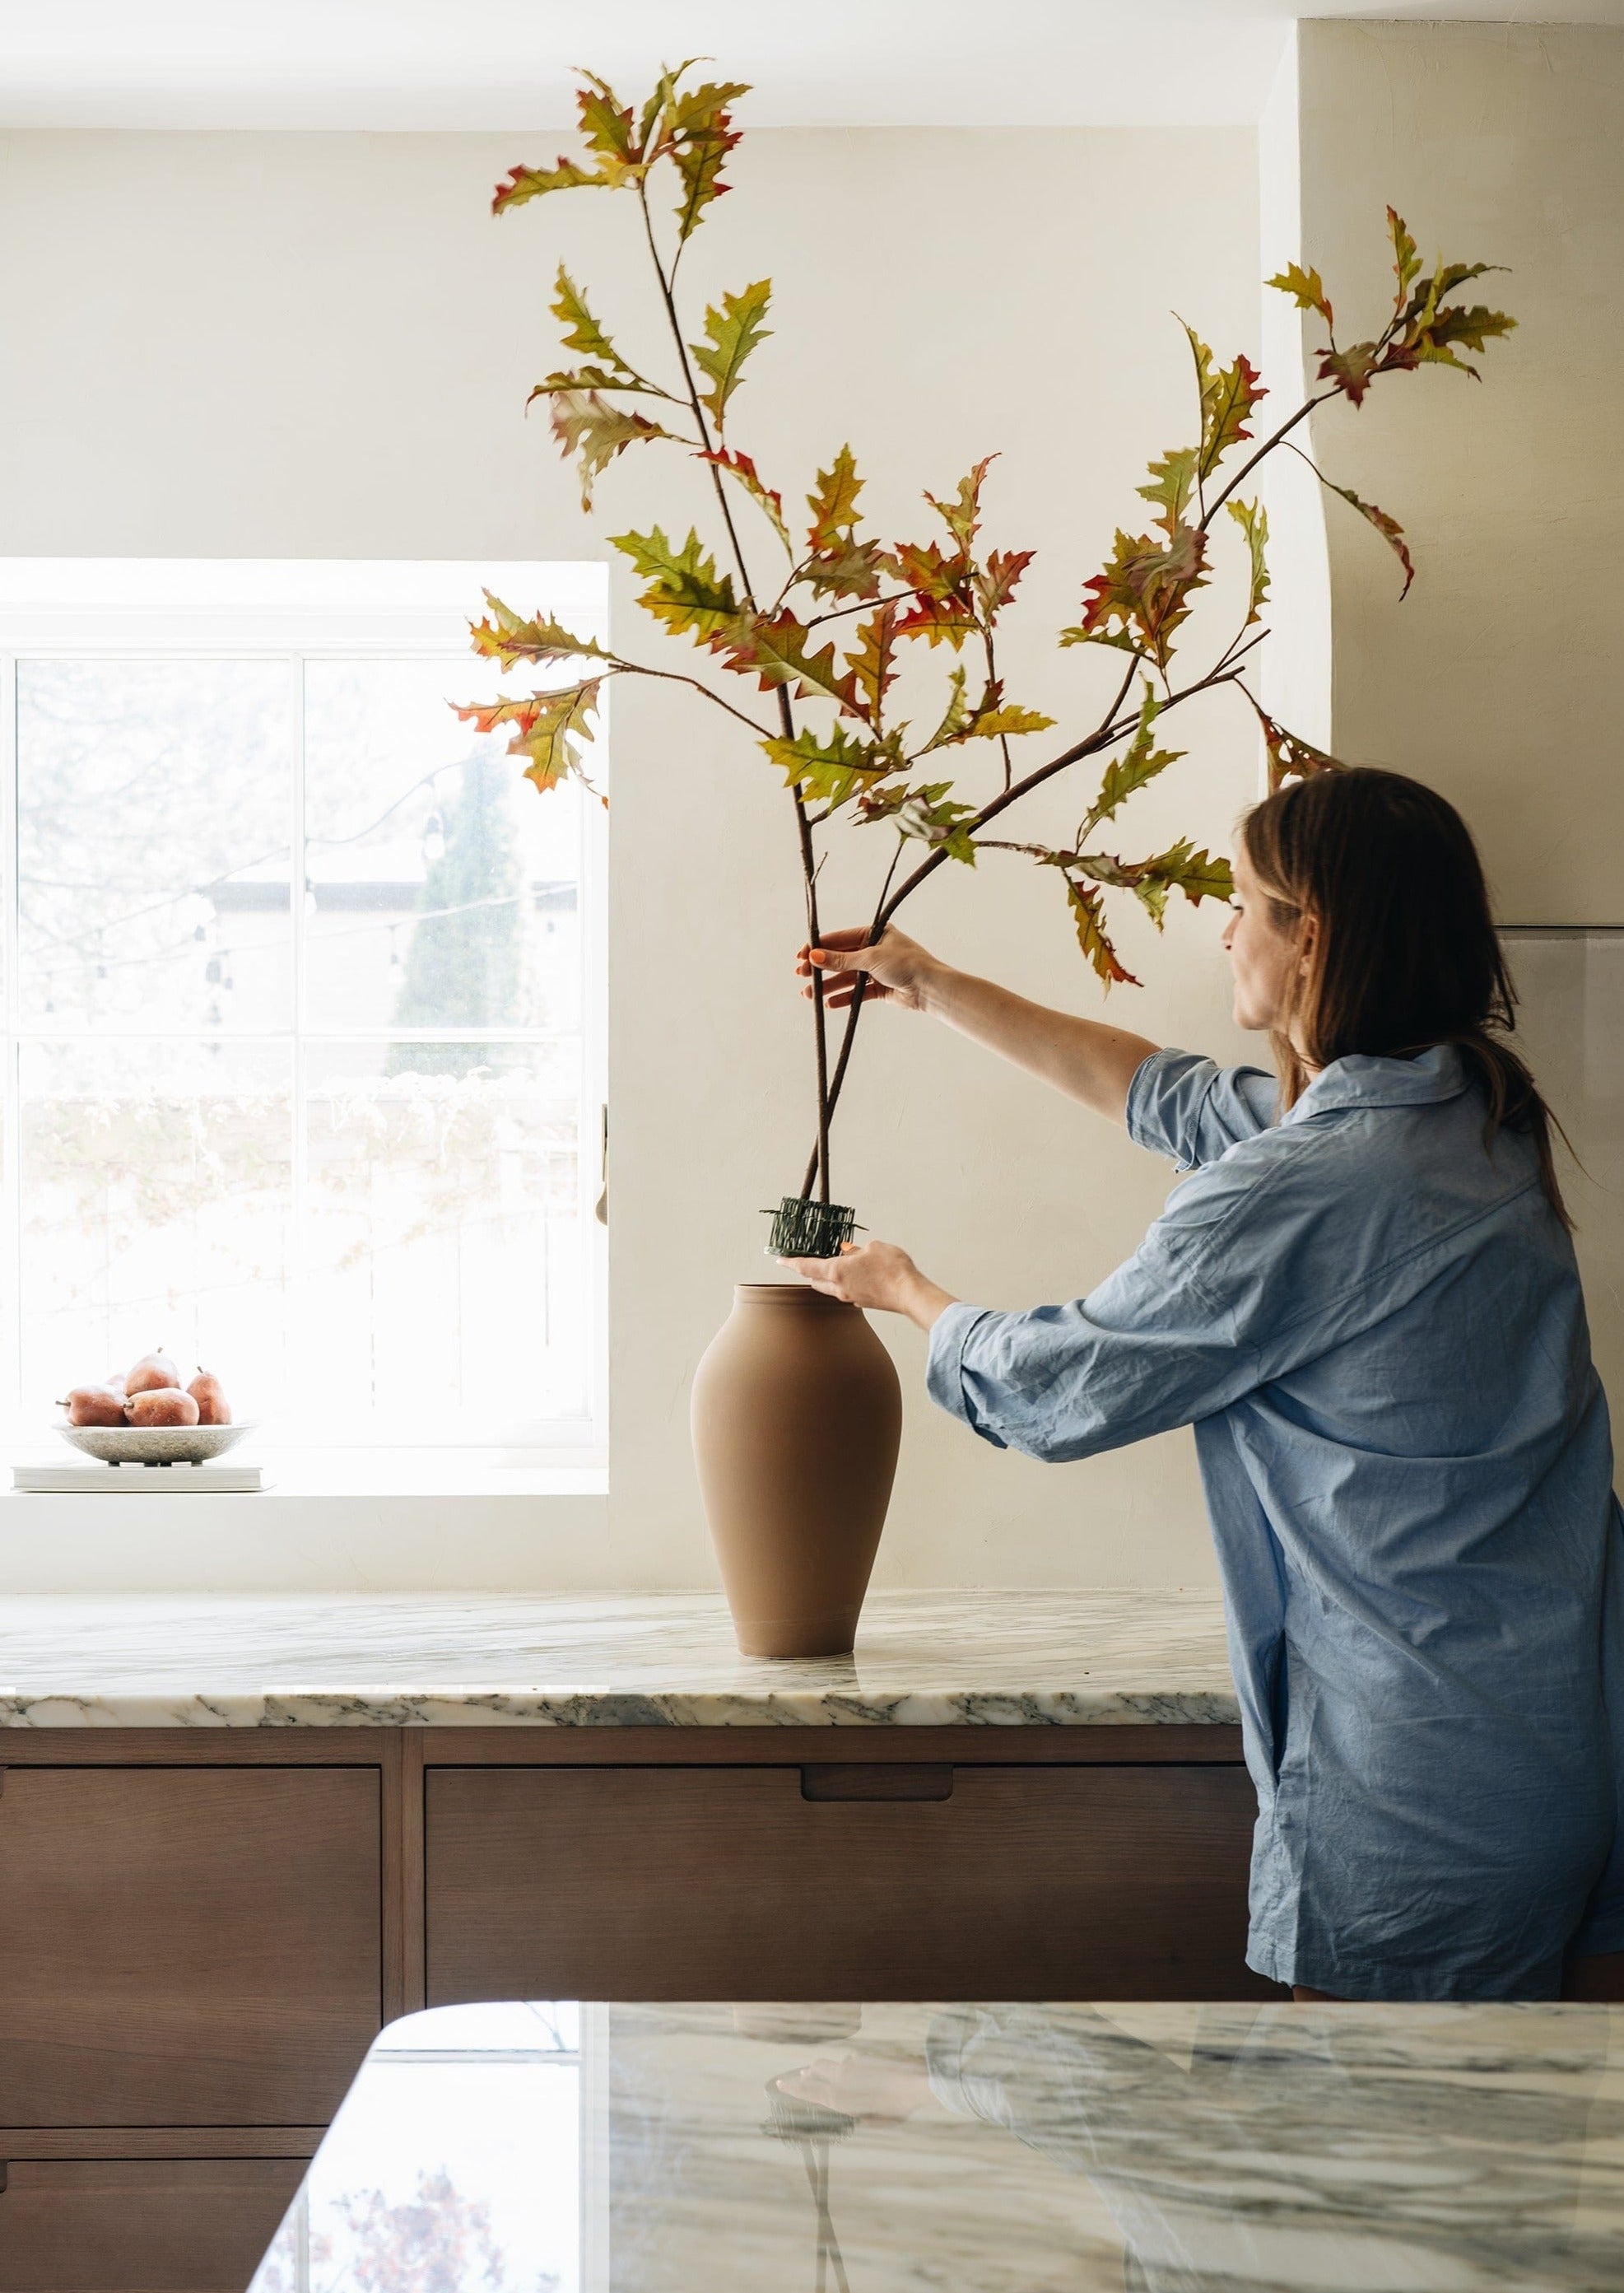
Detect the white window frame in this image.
<box><xmin>0</xmin><ymin>560</ymin><xmax>608</xmax><ymax>1466</ymax></box>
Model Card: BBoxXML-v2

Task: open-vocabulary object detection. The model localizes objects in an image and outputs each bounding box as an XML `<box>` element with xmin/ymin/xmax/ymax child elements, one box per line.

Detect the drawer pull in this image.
<box><xmin>800</xmin><ymin>1765</ymin><xmax>953</xmax><ymax>1802</ymax></box>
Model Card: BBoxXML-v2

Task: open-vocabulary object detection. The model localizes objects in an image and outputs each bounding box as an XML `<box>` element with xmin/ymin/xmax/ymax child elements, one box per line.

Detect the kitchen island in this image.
<box><xmin>0</xmin><ymin>1589</ymin><xmax>1269</xmax><ymax>2291</ymax></box>
<box><xmin>248</xmin><ymin>1994</ymin><xmax>1624</xmax><ymax>2293</ymax></box>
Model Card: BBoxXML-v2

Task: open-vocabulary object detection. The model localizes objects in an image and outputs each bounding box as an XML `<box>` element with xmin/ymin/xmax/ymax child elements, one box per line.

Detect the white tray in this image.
<box><xmin>16</xmin><ymin>1460</ymin><xmax>266</xmax><ymax>1493</ymax></box>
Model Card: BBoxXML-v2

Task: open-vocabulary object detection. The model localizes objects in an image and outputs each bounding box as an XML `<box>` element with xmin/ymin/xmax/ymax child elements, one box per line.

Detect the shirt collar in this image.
<box><xmin>1279</xmin><ymin>1043</ymin><xmax>1469</xmax><ymax>1126</ymax></box>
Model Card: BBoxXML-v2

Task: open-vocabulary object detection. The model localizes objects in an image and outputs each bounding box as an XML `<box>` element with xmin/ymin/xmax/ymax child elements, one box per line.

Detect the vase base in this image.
<box><xmin>733</xmin><ymin>1620</ymin><xmax>859</xmax><ymax>1661</ymax></box>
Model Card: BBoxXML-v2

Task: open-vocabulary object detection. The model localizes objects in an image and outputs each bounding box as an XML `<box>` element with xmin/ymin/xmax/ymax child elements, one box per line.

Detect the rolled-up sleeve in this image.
<box><xmin>1127</xmin><ymin>1048</ymin><xmax>1277</xmax><ymax>1168</ymax></box>
<box><xmin>925</xmin><ymin>1139</ymin><xmax>1322</xmax><ymax>1462</ymax></box>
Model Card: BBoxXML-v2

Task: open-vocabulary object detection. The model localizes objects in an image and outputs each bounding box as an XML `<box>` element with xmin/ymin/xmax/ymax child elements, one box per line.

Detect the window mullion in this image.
<box><xmin>289</xmin><ymin>653</ymin><xmax>308</xmax><ymax>1409</ymax></box>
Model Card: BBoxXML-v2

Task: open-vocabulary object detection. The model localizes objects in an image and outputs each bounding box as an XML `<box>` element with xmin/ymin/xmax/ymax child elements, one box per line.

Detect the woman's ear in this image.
<box><xmin>1297</xmin><ymin>911</ymin><xmax>1319</xmax><ymax>976</ymax></box>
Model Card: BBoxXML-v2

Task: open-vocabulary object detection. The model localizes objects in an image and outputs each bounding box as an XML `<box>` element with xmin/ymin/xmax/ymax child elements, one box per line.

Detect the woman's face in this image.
<box><xmin>1222</xmin><ymin>846</ymin><xmax>1310</xmax><ymax>1035</ymax></box>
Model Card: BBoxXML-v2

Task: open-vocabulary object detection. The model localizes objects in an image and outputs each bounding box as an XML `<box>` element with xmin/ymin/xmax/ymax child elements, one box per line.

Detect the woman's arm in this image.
<box><xmin>799</xmin><ymin>927</ymin><xmax>1160</xmax><ymax>1126</ymax></box>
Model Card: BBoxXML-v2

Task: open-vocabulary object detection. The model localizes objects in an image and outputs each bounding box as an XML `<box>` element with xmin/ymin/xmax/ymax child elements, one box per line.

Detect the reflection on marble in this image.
<box><xmin>253</xmin><ymin>1997</ymin><xmax>1624</xmax><ymax>2293</ymax></box>
<box><xmin>0</xmin><ymin>1588</ymin><xmax>1236</xmax><ymax>1727</ymax></box>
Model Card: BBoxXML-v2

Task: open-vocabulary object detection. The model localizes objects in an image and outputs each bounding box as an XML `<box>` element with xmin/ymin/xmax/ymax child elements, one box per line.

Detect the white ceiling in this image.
<box><xmin>1</xmin><ymin>2</ymin><xmax>1622</xmax><ymax>129</ymax></box>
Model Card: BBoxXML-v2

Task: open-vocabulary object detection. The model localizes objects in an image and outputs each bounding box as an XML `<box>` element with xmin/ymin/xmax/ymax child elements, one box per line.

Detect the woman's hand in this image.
<box><xmin>796</xmin><ymin>925</ymin><xmax>937</xmax><ymax>1013</ymax></box>
<box><xmin>781</xmin><ymin>1239</ymin><xmax>957</xmax><ymax>1331</ymax></box>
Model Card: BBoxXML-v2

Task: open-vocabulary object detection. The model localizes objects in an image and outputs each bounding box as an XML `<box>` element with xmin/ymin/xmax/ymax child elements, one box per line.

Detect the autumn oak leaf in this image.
<box><xmin>454</xmin><ymin>680</ymin><xmax>603</xmax><ymax>799</ymax></box>
<box><xmin>1065</xmin><ymin>882</ymin><xmax>1139</xmax><ymax>990</ymax></box>
<box><xmin>807</xmin><ymin>446</ymin><xmax>864</xmax><ymax>549</ymax></box>
<box><xmin>493</xmin><ymin>157</ymin><xmax>612</xmax><ymax>213</ymax></box>
<box><xmin>609</xmin><ymin>526</ymin><xmax>739</xmax><ymax>641</ymax></box>
<box><xmin>924</xmin><ymin>456</ymin><xmax>996</xmax><ymax>549</ymax></box>
<box><xmin>761</xmin><ymin>722</ymin><xmax>895</xmax><ymax>809</ymax></box>
<box><xmin>691</xmin><ymin>280</ymin><xmax>772</xmax><ymax>429</ymax></box>
<box><xmin>1184</xmin><ymin>326</ymin><xmax>1266</xmax><ymax>483</ymax></box>
<box><xmin>549</xmin><ymin>390</ymin><xmax>679</xmax><ymax>507</ymax></box>
<box><xmin>1266</xmin><ymin>263</ymin><xmax>1334</xmax><ymax>329</ymax></box>
<box><xmin>1226</xmin><ymin>497</ymin><xmax>1270</xmax><ymax>626</ymax></box>
<box><xmin>697</xmin><ymin>447</ymin><xmax>790</xmax><ymax>552</ymax></box>
<box><xmin>712</xmin><ymin>609</ymin><xmax>859</xmax><ymax>713</ymax></box>
<box><xmin>469</xmin><ymin>593</ymin><xmax>612</xmax><ymax>671</ymax></box>
<box><xmin>1084</xmin><ymin>682</ymin><xmax>1184</xmax><ymax>832</ymax></box>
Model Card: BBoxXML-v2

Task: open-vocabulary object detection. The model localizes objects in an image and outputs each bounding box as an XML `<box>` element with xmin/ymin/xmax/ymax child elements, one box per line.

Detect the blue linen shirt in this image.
<box><xmin>926</xmin><ymin>1045</ymin><xmax>1624</xmax><ymax>1999</ymax></box>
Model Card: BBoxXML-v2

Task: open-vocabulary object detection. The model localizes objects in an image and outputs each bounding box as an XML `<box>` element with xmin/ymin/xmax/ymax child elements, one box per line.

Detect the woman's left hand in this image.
<box><xmin>780</xmin><ymin>1240</ymin><xmax>958</xmax><ymax>1331</ymax></box>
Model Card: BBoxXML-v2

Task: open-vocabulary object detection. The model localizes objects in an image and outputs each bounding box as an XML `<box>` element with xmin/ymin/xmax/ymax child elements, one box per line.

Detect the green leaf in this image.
<box><xmin>1138</xmin><ymin>447</ymin><xmax>1199</xmax><ymax>539</ymax></box>
<box><xmin>761</xmin><ymin>722</ymin><xmax>893</xmax><ymax>809</ymax></box>
<box><xmin>807</xmin><ymin>446</ymin><xmax>863</xmax><ymax>548</ymax></box>
<box><xmin>1065</xmin><ymin>882</ymin><xmax>1138</xmax><ymax>989</ymax></box>
<box><xmin>454</xmin><ymin>679</ymin><xmax>603</xmax><ymax>797</ymax></box>
<box><xmin>1266</xmin><ymin>262</ymin><xmax>1334</xmax><ymax>329</ymax></box>
<box><xmin>551</xmin><ymin>267</ymin><xmax>635</xmax><ymax>376</ymax></box>
<box><xmin>697</xmin><ymin>447</ymin><xmax>790</xmax><ymax>553</ymax></box>
<box><xmin>608</xmin><ymin>526</ymin><xmax>739</xmax><ymax>641</ymax></box>
<box><xmin>1226</xmin><ymin>496</ymin><xmax>1270</xmax><ymax>626</ymax></box>
<box><xmin>469</xmin><ymin>593</ymin><xmax>612</xmax><ymax>671</ymax></box>
<box><xmin>1387</xmin><ymin>208</ymin><xmax>1422</xmax><ymax>315</ymax></box>
<box><xmin>548</xmin><ymin>390</ymin><xmax>678</xmax><ymax>508</ymax></box>
<box><xmin>1085</xmin><ymin>681</ymin><xmax>1184</xmax><ymax>832</ymax></box>
<box><xmin>924</xmin><ymin>456</ymin><xmax>995</xmax><ymax>548</ymax></box>
<box><xmin>691</xmin><ymin>280</ymin><xmax>772</xmax><ymax>429</ymax></box>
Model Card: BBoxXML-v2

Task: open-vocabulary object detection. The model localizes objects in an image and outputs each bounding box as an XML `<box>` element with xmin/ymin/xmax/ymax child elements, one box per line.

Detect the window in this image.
<box><xmin>0</xmin><ymin>562</ymin><xmax>607</xmax><ymax>1456</ymax></box>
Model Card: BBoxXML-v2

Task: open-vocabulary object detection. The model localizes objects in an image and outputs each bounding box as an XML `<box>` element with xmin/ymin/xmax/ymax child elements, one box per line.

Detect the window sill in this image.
<box><xmin>4</xmin><ymin>1447</ymin><xmax>606</xmax><ymax>1501</ymax></box>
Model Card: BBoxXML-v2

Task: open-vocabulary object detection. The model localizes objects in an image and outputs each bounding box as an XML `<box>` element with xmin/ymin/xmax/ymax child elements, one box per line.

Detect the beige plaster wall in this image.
<box><xmin>1292</xmin><ymin>19</ymin><xmax>1624</xmax><ymax>920</ymax></box>
<box><xmin>0</xmin><ymin>125</ymin><xmax>1265</xmax><ymax>1587</ymax></box>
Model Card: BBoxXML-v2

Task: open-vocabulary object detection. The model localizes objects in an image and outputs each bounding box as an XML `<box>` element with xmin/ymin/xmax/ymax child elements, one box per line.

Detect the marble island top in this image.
<box><xmin>254</xmin><ymin>1997</ymin><xmax>1624</xmax><ymax>2293</ymax></box>
<box><xmin>0</xmin><ymin>1587</ymin><xmax>1238</xmax><ymax>1728</ymax></box>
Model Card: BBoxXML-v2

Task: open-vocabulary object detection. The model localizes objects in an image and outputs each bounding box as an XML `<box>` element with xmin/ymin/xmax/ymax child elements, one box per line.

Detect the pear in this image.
<box><xmin>187</xmin><ymin>1370</ymin><xmax>231</xmax><ymax>1425</ymax></box>
<box><xmin>125</xmin><ymin>1351</ymin><xmax>179</xmax><ymax>1397</ymax></box>
<box><xmin>124</xmin><ymin>1387</ymin><xmax>200</xmax><ymax>1428</ymax></box>
<box><xmin>58</xmin><ymin>1384</ymin><xmax>128</xmax><ymax>1428</ymax></box>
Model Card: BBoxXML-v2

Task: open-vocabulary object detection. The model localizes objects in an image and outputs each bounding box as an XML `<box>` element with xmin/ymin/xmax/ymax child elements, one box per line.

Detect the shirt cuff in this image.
<box><xmin>924</xmin><ymin>1302</ymin><xmax>1008</xmax><ymax>1448</ymax></box>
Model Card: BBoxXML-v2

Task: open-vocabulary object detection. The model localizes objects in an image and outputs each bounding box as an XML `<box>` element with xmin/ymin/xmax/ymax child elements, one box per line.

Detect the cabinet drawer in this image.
<box><xmin>0</xmin><ymin>1768</ymin><xmax>381</xmax><ymax>2125</ymax></box>
<box><xmin>426</xmin><ymin>1763</ymin><xmax>1272</xmax><ymax>2002</ymax></box>
<box><xmin>0</xmin><ymin>2158</ymin><xmax>301</xmax><ymax>2291</ymax></box>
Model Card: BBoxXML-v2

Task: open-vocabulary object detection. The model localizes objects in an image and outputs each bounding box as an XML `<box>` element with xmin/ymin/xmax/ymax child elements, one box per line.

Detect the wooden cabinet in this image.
<box><xmin>0</xmin><ymin>2159</ymin><xmax>302</xmax><ymax>2291</ymax></box>
<box><xmin>0</xmin><ymin>1766</ymin><xmax>382</xmax><ymax>2125</ymax></box>
<box><xmin>0</xmin><ymin>1724</ymin><xmax>1261</xmax><ymax>2288</ymax></box>
<box><xmin>425</xmin><ymin>1760</ymin><xmax>1272</xmax><ymax>2002</ymax></box>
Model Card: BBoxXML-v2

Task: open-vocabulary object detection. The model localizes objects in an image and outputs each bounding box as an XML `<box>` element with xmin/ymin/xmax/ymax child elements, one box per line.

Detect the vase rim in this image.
<box><xmin>734</xmin><ymin>1280</ymin><xmax>852</xmax><ymax>1308</ymax></box>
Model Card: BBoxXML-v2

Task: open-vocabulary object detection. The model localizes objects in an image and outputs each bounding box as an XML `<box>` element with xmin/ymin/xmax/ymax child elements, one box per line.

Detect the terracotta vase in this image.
<box><xmin>691</xmin><ymin>1283</ymin><xmax>902</xmax><ymax>1659</ymax></box>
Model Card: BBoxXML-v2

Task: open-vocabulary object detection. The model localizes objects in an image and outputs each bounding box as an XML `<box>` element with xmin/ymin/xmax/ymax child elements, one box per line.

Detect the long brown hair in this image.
<box><xmin>1242</xmin><ymin>767</ymin><xmax>1571</xmax><ymax>1226</ymax></box>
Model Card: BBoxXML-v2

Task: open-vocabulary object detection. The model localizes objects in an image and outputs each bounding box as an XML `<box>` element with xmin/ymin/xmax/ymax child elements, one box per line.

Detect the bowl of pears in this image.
<box><xmin>57</xmin><ymin>1353</ymin><xmax>252</xmax><ymax>1466</ymax></box>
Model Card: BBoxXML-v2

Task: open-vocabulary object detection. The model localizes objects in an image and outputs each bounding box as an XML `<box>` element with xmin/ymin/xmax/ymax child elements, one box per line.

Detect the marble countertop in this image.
<box><xmin>0</xmin><ymin>1587</ymin><xmax>1237</xmax><ymax>1728</ymax></box>
<box><xmin>252</xmin><ymin>1997</ymin><xmax>1624</xmax><ymax>2292</ymax></box>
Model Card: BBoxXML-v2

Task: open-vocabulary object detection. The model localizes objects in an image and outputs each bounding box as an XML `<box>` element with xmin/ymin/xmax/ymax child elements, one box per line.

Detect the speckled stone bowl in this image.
<box><xmin>56</xmin><ymin>1421</ymin><xmax>256</xmax><ymax>1467</ymax></box>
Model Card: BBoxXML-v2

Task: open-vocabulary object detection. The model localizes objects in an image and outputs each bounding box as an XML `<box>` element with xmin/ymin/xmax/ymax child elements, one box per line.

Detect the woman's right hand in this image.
<box><xmin>796</xmin><ymin>925</ymin><xmax>936</xmax><ymax>1012</ymax></box>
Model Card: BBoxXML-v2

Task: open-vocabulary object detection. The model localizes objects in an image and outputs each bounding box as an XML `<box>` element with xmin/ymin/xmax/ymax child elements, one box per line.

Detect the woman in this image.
<box><xmin>789</xmin><ymin>767</ymin><xmax>1624</xmax><ymax>2002</ymax></box>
